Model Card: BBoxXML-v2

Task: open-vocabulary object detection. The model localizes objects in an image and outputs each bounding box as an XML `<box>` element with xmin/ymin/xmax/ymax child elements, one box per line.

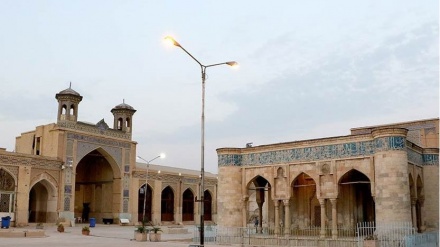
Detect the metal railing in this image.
<box><xmin>192</xmin><ymin>222</ymin><xmax>421</xmax><ymax>247</ymax></box>
<box><xmin>357</xmin><ymin>221</ymin><xmax>416</xmax><ymax>247</ymax></box>
<box><xmin>404</xmin><ymin>231</ymin><xmax>439</xmax><ymax>247</ymax></box>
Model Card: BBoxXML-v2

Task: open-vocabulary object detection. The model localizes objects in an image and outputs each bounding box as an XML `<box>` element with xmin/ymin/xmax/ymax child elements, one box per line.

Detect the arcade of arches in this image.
<box><xmin>217</xmin><ymin>119</ymin><xmax>439</xmax><ymax>235</ymax></box>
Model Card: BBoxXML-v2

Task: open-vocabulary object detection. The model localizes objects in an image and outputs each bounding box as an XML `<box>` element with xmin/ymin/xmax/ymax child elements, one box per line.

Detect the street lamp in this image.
<box><xmin>137</xmin><ymin>154</ymin><xmax>165</xmax><ymax>224</ymax></box>
<box><xmin>164</xmin><ymin>36</ymin><xmax>237</xmax><ymax>247</ymax></box>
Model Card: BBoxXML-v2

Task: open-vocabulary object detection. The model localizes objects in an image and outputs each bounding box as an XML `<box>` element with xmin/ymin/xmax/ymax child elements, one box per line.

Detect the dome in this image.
<box><xmin>111</xmin><ymin>100</ymin><xmax>136</xmax><ymax>113</ymax></box>
<box><xmin>112</xmin><ymin>102</ymin><xmax>135</xmax><ymax>110</ymax></box>
<box><xmin>57</xmin><ymin>87</ymin><xmax>81</xmax><ymax>96</ymax></box>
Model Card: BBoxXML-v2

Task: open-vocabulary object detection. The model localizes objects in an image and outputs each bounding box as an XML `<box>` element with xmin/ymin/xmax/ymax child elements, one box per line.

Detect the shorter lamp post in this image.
<box><xmin>137</xmin><ymin>154</ymin><xmax>165</xmax><ymax>223</ymax></box>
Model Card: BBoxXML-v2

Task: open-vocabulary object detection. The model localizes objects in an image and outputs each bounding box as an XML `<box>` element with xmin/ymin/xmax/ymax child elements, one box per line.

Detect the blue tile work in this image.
<box><xmin>407</xmin><ymin>148</ymin><xmax>423</xmax><ymax>165</ymax></box>
<box><xmin>218</xmin><ymin>136</ymin><xmax>407</xmax><ymax>167</ymax></box>
<box><xmin>64</xmin><ymin>185</ymin><xmax>72</xmax><ymax>194</ymax></box>
<box><xmin>423</xmin><ymin>154</ymin><xmax>439</xmax><ymax>166</ymax></box>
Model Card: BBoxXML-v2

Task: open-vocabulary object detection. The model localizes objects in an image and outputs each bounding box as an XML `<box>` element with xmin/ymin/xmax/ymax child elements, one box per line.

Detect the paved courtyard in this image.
<box><xmin>0</xmin><ymin>224</ymin><xmax>228</xmax><ymax>247</ymax></box>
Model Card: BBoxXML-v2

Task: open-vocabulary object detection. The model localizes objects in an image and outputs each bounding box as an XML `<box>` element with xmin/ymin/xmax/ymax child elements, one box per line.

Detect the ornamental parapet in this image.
<box><xmin>218</xmin><ymin>128</ymin><xmax>408</xmax><ymax>167</ymax></box>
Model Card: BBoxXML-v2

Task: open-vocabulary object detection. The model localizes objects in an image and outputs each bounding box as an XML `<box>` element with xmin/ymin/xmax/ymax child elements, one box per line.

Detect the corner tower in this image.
<box><xmin>55</xmin><ymin>84</ymin><xmax>83</xmax><ymax>122</ymax></box>
<box><xmin>111</xmin><ymin>100</ymin><xmax>136</xmax><ymax>134</ymax></box>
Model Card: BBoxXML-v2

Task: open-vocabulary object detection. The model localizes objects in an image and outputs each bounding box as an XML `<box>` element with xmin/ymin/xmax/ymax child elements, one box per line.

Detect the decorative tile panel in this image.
<box><xmin>64</xmin><ymin>196</ymin><xmax>71</xmax><ymax>211</ymax></box>
<box><xmin>64</xmin><ymin>185</ymin><xmax>72</xmax><ymax>194</ymax></box>
<box><xmin>423</xmin><ymin>154</ymin><xmax>439</xmax><ymax>166</ymax></box>
<box><xmin>218</xmin><ymin>136</ymin><xmax>406</xmax><ymax>167</ymax></box>
<box><xmin>123</xmin><ymin>199</ymin><xmax>129</xmax><ymax>213</ymax></box>
<box><xmin>59</xmin><ymin>121</ymin><xmax>132</xmax><ymax>140</ymax></box>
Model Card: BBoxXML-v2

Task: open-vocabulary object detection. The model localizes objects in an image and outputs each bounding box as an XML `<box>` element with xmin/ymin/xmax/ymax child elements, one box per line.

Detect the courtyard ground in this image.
<box><xmin>0</xmin><ymin>223</ymin><xmax>229</xmax><ymax>247</ymax></box>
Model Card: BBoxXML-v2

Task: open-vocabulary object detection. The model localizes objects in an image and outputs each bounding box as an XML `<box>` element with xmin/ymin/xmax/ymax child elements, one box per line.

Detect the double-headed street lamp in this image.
<box><xmin>164</xmin><ymin>36</ymin><xmax>237</xmax><ymax>247</ymax></box>
<box><xmin>137</xmin><ymin>154</ymin><xmax>165</xmax><ymax>224</ymax></box>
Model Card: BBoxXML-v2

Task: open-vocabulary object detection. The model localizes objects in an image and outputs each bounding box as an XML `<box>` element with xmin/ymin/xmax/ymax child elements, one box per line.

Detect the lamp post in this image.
<box><xmin>137</xmin><ymin>154</ymin><xmax>165</xmax><ymax>224</ymax></box>
<box><xmin>164</xmin><ymin>36</ymin><xmax>237</xmax><ymax>247</ymax></box>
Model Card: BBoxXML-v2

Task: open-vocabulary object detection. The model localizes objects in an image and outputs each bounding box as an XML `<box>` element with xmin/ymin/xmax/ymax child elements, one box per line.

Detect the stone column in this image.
<box><xmin>15</xmin><ymin>166</ymin><xmax>31</xmax><ymax>226</ymax></box>
<box><xmin>319</xmin><ymin>199</ymin><xmax>326</xmax><ymax>238</ymax></box>
<box><xmin>330</xmin><ymin>198</ymin><xmax>338</xmax><ymax>239</ymax></box>
<box><xmin>372</xmin><ymin>128</ymin><xmax>411</xmax><ymax>224</ymax></box>
<box><xmin>274</xmin><ymin>200</ymin><xmax>280</xmax><ymax>235</ymax></box>
<box><xmin>418</xmin><ymin>198</ymin><xmax>426</xmax><ymax>232</ymax></box>
<box><xmin>411</xmin><ymin>199</ymin><xmax>418</xmax><ymax>232</ymax></box>
<box><xmin>242</xmin><ymin>196</ymin><xmax>249</xmax><ymax>227</ymax></box>
<box><xmin>176</xmin><ymin>177</ymin><xmax>182</xmax><ymax>224</ymax></box>
<box><xmin>217</xmin><ymin>166</ymin><xmax>243</xmax><ymax>227</ymax></box>
<box><xmin>283</xmin><ymin>200</ymin><xmax>290</xmax><ymax>235</ymax></box>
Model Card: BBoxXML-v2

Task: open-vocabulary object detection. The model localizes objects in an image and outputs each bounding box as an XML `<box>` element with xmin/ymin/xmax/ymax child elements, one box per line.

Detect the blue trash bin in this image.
<box><xmin>89</xmin><ymin>218</ymin><xmax>96</xmax><ymax>227</ymax></box>
<box><xmin>1</xmin><ymin>216</ymin><xmax>11</xmax><ymax>229</ymax></box>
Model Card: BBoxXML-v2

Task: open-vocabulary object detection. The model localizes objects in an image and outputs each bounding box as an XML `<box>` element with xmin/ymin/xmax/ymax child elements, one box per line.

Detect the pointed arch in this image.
<box><xmin>291</xmin><ymin>172</ymin><xmax>318</xmax><ymax>227</ymax></box>
<box><xmin>204</xmin><ymin>189</ymin><xmax>213</xmax><ymax>221</ymax></box>
<box><xmin>182</xmin><ymin>188</ymin><xmax>194</xmax><ymax>221</ymax></box>
<box><xmin>246</xmin><ymin>175</ymin><xmax>272</xmax><ymax>231</ymax></box>
<box><xmin>75</xmin><ymin>148</ymin><xmax>121</xmax><ymax>223</ymax></box>
<box><xmin>338</xmin><ymin>169</ymin><xmax>375</xmax><ymax>225</ymax></box>
<box><xmin>161</xmin><ymin>186</ymin><xmax>174</xmax><ymax>221</ymax></box>
<box><xmin>138</xmin><ymin>183</ymin><xmax>153</xmax><ymax>223</ymax></box>
<box><xmin>0</xmin><ymin>168</ymin><xmax>17</xmax><ymax>191</ymax></box>
<box><xmin>28</xmin><ymin>176</ymin><xmax>58</xmax><ymax>223</ymax></box>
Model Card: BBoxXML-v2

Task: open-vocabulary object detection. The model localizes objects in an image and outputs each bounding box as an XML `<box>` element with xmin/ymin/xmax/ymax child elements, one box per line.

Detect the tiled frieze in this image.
<box><xmin>219</xmin><ymin>136</ymin><xmax>406</xmax><ymax>167</ymax></box>
<box><xmin>423</xmin><ymin>154</ymin><xmax>439</xmax><ymax>166</ymax></box>
<box><xmin>59</xmin><ymin>121</ymin><xmax>131</xmax><ymax>140</ymax></box>
<box><xmin>67</xmin><ymin>132</ymin><xmax>131</xmax><ymax>148</ymax></box>
<box><xmin>0</xmin><ymin>154</ymin><xmax>61</xmax><ymax>169</ymax></box>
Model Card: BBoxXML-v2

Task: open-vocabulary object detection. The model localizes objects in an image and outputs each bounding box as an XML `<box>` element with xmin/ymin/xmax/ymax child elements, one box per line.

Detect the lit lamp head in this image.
<box><xmin>164</xmin><ymin>36</ymin><xmax>181</xmax><ymax>47</ymax></box>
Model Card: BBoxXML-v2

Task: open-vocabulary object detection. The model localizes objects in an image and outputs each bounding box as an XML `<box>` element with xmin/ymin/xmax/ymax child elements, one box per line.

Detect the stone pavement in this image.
<box><xmin>0</xmin><ymin>224</ymin><xmax>233</xmax><ymax>247</ymax></box>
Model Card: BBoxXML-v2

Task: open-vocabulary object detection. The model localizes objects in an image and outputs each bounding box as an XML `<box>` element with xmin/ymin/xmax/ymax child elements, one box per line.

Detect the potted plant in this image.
<box><xmin>36</xmin><ymin>222</ymin><xmax>44</xmax><ymax>229</ymax></box>
<box><xmin>148</xmin><ymin>222</ymin><xmax>162</xmax><ymax>242</ymax></box>
<box><xmin>134</xmin><ymin>221</ymin><xmax>148</xmax><ymax>241</ymax></box>
<box><xmin>82</xmin><ymin>226</ymin><xmax>90</xmax><ymax>236</ymax></box>
<box><xmin>363</xmin><ymin>234</ymin><xmax>378</xmax><ymax>247</ymax></box>
<box><xmin>57</xmin><ymin>223</ymin><xmax>65</xmax><ymax>233</ymax></box>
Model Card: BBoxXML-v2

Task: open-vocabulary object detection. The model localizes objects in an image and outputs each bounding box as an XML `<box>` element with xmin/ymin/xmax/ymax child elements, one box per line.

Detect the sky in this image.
<box><xmin>0</xmin><ymin>1</ymin><xmax>438</xmax><ymax>174</ymax></box>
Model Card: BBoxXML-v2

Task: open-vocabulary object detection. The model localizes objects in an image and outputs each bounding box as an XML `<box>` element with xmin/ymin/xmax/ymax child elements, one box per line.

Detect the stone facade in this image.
<box><xmin>217</xmin><ymin>118</ymin><xmax>439</xmax><ymax>235</ymax></box>
<box><xmin>0</xmin><ymin>86</ymin><xmax>217</xmax><ymax>227</ymax></box>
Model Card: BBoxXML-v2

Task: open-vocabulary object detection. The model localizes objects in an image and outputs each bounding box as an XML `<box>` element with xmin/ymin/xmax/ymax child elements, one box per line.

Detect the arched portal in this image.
<box><xmin>204</xmin><ymin>190</ymin><xmax>212</xmax><ymax>221</ymax></box>
<box><xmin>182</xmin><ymin>189</ymin><xmax>194</xmax><ymax>221</ymax></box>
<box><xmin>338</xmin><ymin>169</ymin><xmax>375</xmax><ymax>226</ymax></box>
<box><xmin>247</xmin><ymin>175</ymin><xmax>271</xmax><ymax>231</ymax></box>
<box><xmin>291</xmin><ymin>173</ymin><xmax>317</xmax><ymax>227</ymax></box>
<box><xmin>75</xmin><ymin>149</ymin><xmax>119</xmax><ymax>223</ymax></box>
<box><xmin>29</xmin><ymin>183</ymin><xmax>48</xmax><ymax>223</ymax></box>
<box><xmin>138</xmin><ymin>184</ymin><xmax>152</xmax><ymax>223</ymax></box>
<box><xmin>28</xmin><ymin>178</ymin><xmax>57</xmax><ymax>223</ymax></box>
<box><xmin>161</xmin><ymin>186</ymin><xmax>174</xmax><ymax>222</ymax></box>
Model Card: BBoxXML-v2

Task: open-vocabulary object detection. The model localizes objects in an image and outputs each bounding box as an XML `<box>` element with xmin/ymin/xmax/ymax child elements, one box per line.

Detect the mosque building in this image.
<box><xmin>0</xmin><ymin>86</ymin><xmax>217</xmax><ymax>227</ymax></box>
<box><xmin>217</xmin><ymin>118</ymin><xmax>438</xmax><ymax>236</ymax></box>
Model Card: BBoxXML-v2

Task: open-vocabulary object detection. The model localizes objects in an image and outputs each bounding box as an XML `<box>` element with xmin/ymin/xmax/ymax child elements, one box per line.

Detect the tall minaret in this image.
<box><xmin>111</xmin><ymin>99</ymin><xmax>136</xmax><ymax>134</ymax></box>
<box><xmin>55</xmin><ymin>83</ymin><xmax>83</xmax><ymax>122</ymax></box>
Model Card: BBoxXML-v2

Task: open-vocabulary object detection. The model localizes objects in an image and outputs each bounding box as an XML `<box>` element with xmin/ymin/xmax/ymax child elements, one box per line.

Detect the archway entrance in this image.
<box><xmin>75</xmin><ymin>149</ymin><xmax>118</xmax><ymax>223</ymax></box>
<box><xmin>28</xmin><ymin>179</ymin><xmax>57</xmax><ymax>223</ymax></box>
<box><xmin>138</xmin><ymin>184</ymin><xmax>152</xmax><ymax>223</ymax></box>
<box><xmin>338</xmin><ymin>169</ymin><xmax>375</xmax><ymax>226</ymax></box>
<box><xmin>247</xmin><ymin>175</ymin><xmax>271</xmax><ymax>232</ymax></box>
<box><xmin>291</xmin><ymin>173</ymin><xmax>317</xmax><ymax>227</ymax></box>
<box><xmin>182</xmin><ymin>189</ymin><xmax>194</xmax><ymax>221</ymax></box>
<box><xmin>203</xmin><ymin>190</ymin><xmax>212</xmax><ymax>221</ymax></box>
<box><xmin>161</xmin><ymin>186</ymin><xmax>174</xmax><ymax>222</ymax></box>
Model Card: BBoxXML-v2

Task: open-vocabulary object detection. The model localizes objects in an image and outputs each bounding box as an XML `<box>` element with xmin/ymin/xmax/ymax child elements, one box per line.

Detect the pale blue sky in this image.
<box><xmin>0</xmin><ymin>1</ymin><xmax>438</xmax><ymax>173</ymax></box>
